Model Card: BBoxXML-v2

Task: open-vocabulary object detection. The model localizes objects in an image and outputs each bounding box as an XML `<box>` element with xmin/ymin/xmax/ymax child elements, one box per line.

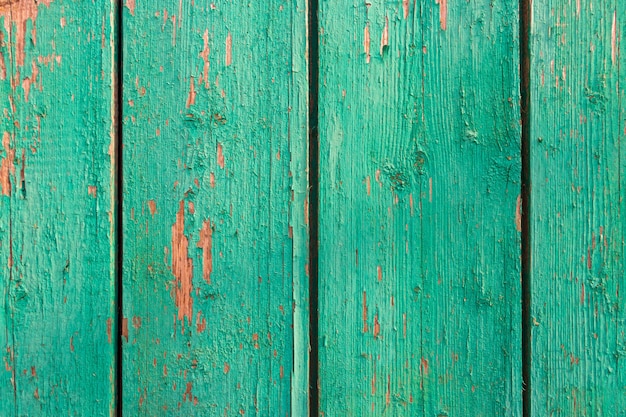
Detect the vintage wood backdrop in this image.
<box><xmin>0</xmin><ymin>0</ymin><xmax>624</xmax><ymax>416</ymax></box>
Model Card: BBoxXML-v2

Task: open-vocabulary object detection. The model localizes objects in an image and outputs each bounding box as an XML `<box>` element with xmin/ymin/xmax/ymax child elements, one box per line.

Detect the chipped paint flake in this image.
<box><xmin>380</xmin><ymin>17</ymin><xmax>389</xmax><ymax>56</ymax></box>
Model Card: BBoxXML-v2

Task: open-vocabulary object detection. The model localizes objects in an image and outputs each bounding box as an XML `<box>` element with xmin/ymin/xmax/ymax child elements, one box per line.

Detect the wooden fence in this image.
<box><xmin>0</xmin><ymin>0</ymin><xmax>624</xmax><ymax>415</ymax></box>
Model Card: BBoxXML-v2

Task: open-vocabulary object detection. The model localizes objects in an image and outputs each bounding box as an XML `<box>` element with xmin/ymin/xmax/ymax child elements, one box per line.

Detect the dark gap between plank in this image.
<box><xmin>307</xmin><ymin>0</ymin><xmax>320</xmax><ymax>414</ymax></box>
<box><xmin>520</xmin><ymin>0</ymin><xmax>532</xmax><ymax>414</ymax></box>
<box><xmin>115</xmin><ymin>1</ymin><xmax>124</xmax><ymax>416</ymax></box>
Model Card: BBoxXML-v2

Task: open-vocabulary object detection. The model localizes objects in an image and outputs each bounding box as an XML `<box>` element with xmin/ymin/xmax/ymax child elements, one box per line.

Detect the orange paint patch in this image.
<box><xmin>196</xmin><ymin>311</ymin><xmax>207</xmax><ymax>333</ymax></box>
<box><xmin>197</xmin><ymin>220</ymin><xmax>213</xmax><ymax>283</ymax></box>
<box><xmin>148</xmin><ymin>199</ymin><xmax>156</xmax><ymax>216</ymax></box>
<box><xmin>377</xmin><ymin>266</ymin><xmax>382</xmax><ymax>281</ymax></box>
<box><xmin>216</xmin><ymin>142</ymin><xmax>225</xmax><ymax>168</ymax></box>
<box><xmin>1</xmin><ymin>132</ymin><xmax>15</xmax><ymax>196</ymax></box>
<box><xmin>122</xmin><ymin>318</ymin><xmax>128</xmax><ymax>342</ymax></box>
<box><xmin>373</xmin><ymin>314</ymin><xmax>380</xmax><ymax>337</ymax></box>
<box><xmin>22</xmin><ymin>76</ymin><xmax>31</xmax><ymax>101</ymax></box>
<box><xmin>106</xmin><ymin>317</ymin><xmax>112</xmax><ymax>344</ymax></box>
<box><xmin>126</xmin><ymin>0</ymin><xmax>135</xmax><ymax>15</ymax></box>
<box><xmin>403</xmin><ymin>0</ymin><xmax>409</xmax><ymax>18</ymax></box>
<box><xmin>224</xmin><ymin>362</ymin><xmax>230</xmax><ymax>374</ymax></box>
<box><xmin>172</xmin><ymin>201</ymin><xmax>194</xmax><ymax>327</ymax></box>
<box><xmin>420</xmin><ymin>357</ymin><xmax>429</xmax><ymax>375</ymax></box>
<box><xmin>186</xmin><ymin>77</ymin><xmax>196</xmax><ymax>108</ymax></box>
<box><xmin>88</xmin><ymin>185</ymin><xmax>97</xmax><ymax>197</ymax></box>
<box><xmin>371</xmin><ymin>371</ymin><xmax>376</xmax><ymax>395</ymax></box>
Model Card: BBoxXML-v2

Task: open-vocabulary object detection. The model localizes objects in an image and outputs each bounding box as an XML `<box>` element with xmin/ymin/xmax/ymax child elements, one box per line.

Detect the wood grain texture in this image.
<box><xmin>317</xmin><ymin>0</ymin><xmax>522</xmax><ymax>415</ymax></box>
<box><xmin>121</xmin><ymin>1</ymin><xmax>309</xmax><ymax>415</ymax></box>
<box><xmin>530</xmin><ymin>1</ymin><xmax>626</xmax><ymax>414</ymax></box>
<box><xmin>0</xmin><ymin>1</ymin><xmax>118</xmax><ymax>415</ymax></box>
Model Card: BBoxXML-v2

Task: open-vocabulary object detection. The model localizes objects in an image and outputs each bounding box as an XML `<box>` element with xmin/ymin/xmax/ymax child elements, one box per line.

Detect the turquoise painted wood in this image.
<box><xmin>121</xmin><ymin>1</ymin><xmax>309</xmax><ymax>415</ymax></box>
<box><xmin>317</xmin><ymin>0</ymin><xmax>522</xmax><ymax>415</ymax></box>
<box><xmin>530</xmin><ymin>1</ymin><xmax>626</xmax><ymax>415</ymax></box>
<box><xmin>0</xmin><ymin>1</ymin><xmax>118</xmax><ymax>416</ymax></box>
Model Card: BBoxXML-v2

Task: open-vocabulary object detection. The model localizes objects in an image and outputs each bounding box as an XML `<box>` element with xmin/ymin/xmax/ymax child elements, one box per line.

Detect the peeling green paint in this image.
<box><xmin>121</xmin><ymin>1</ymin><xmax>308</xmax><ymax>415</ymax></box>
<box><xmin>0</xmin><ymin>1</ymin><xmax>117</xmax><ymax>415</ymax></box>
<box><xmin>317</xmin><ymin>0</ymin><xmax>522</xmax><ymax>415</ymax></box>
<box><xmin>530</xmin><ymin>1</ymin><xmax>626</xmax><ymax>415</ymax></box>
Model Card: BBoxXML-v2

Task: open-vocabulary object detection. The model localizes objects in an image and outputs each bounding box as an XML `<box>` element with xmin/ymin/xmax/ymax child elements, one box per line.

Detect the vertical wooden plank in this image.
<box><xmin>530</xmin><ymin>1</ymin><xmax>626</xmax><ymax>414</ymax></box>
<box><xmin>122</xmin><ymin>1</ymin><xmax>308</xmax><ymax>415</ymax></box>
<box><xmin>0</xmin><ymin>1</ymin><xmax>117</xmax><ymax>415</ymax></box>
<box><xmin>318</xmin><ymin>0</ymin><xmax>522</xmax><ymax>415</ymax></box>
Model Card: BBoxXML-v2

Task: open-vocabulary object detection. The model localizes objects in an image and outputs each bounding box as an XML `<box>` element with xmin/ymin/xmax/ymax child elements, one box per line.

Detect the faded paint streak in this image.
<box><xmin>515</xmin><ymin>194</ymin><xmax>522</xmax><ymax>232</ymax></box>
<box><xmin>197</xmin><ymin>220</ymin><xmax>213</xmax><ymax>283</ymax></box>
<box><xmin>1</xmin><ymin>132</ymin><xmax>15</xmax><ymax>196</ymax></box>
<box><xmin>363</xmin><ymin>291</ymin><xmax>368</xmax><ymax>332</ymax></box>
<box><xmin>200</xmin><ymin>29</ymin><xmax>210</xmax><ymax>88</ymax></box>
<box><xmin>612</xmin><ymin>11</ymin><xmax>617</xmax><ymax>65</ymax></box>
<box><xmin>226</xmin><ymin>32</ymin><xmax>232</xmax><ymax>66</ymax></box>
<box><xmin>436</xmin><ymin>0</ymin><xmax>448</xmax><ymax>30</ymax></box>
<box><xmin>364</xmin><ymin>24</ymin><xmax>370</xmax><ymax>63</ymax></box>
<box><xmin>172</xmin><ymin>201</ymin><xmax>194</xmax><ymax>327</ymax></box>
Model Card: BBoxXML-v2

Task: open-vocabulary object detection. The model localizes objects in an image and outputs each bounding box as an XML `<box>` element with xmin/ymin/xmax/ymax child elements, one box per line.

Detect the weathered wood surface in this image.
<box><xmin>121</xmin><ymin>1</ymin><xmax>309</xmax><ymax>415</ymax></box>
<box><xmin>530</xmin><ymin>1</ymin><xmax>626</xmax><ymax>415</ymax></box>
<box><xmin>0</xmin><ymin>1</ymin><xmax>118</xmax><ymax>415</ymax></box>
<box><xmin>317</xmin><ymin>0</ymin><xmax>522</xmax><ymax>415</ymax></box>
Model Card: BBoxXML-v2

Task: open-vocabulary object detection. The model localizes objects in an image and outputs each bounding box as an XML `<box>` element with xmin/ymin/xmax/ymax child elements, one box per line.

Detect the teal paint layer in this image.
<box><xmin>317</xmin><ymin>0</ymin><xmax>522</xmax><ymax>415</ymax></box>
<box><xmin>0</xmin><ymin>1</ymin><xmax>117</xmax><ymax>416</ymax></box>
<box><xmin>530</xmin><ymin>1</ymin><xmax>626</xmax><ymax>415</ymax></box>
<box><xmin>121</xmin><ymin>1</ymin><xmax>309</xmax><ymax>415</ymax></box>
